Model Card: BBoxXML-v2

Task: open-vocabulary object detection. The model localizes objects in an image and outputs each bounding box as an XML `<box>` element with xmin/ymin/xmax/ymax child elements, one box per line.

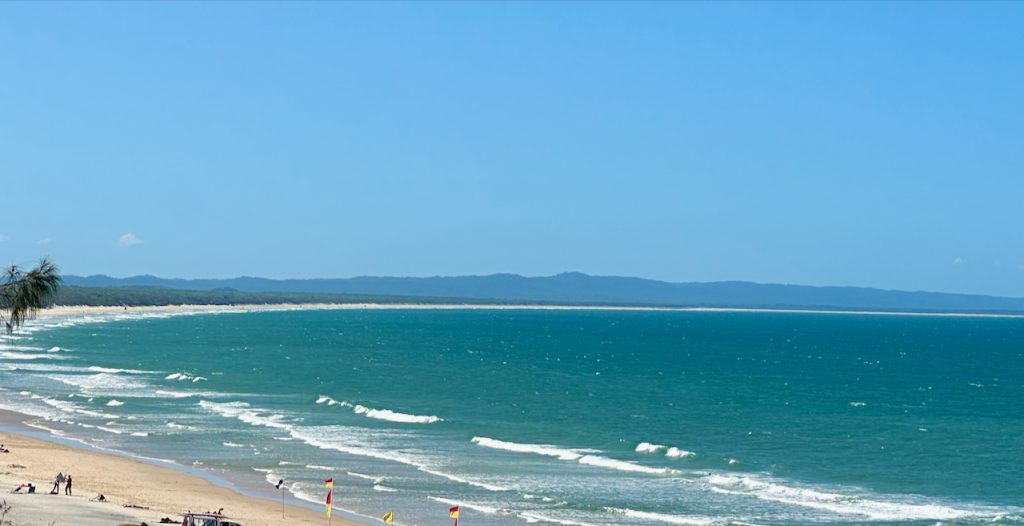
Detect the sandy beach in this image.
<box><xmin>0</xmin><ymin>410</ymin><xmax>357</xmax><ymax>526</ymax></box>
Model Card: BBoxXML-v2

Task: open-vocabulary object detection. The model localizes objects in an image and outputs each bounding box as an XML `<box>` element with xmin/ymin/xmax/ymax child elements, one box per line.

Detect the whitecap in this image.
<box><xmin>665</xmin><ymin>447</ymin><xmax>696</xmax><ymax>459</ymax></box>
<box><xmin>352</xmin><ymin>404</ymin><xmax>441</xmax><ymax>424</ymax></box>
<box><xmin>106</xmin><ymin>400</ymin><xmax>124</xmax><ymax>407</ymax></box>
<box><xmin>636</xmin><ymin>442</ymin><xmax>666</xmax><ymax>453</ymax></box>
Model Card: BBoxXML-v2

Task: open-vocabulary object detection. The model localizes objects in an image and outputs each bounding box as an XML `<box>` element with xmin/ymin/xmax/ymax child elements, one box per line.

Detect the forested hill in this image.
<box><xmin>61</xmin><ymin>273</ymin><xmax>1024</xmax><ymax>313</ymax></box>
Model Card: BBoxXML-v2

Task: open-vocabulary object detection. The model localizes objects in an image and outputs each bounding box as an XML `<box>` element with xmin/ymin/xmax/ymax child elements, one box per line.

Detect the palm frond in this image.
<box><xmin>0</xmin><ymin>258</ymin><xmax>62</xmax><ymax>332</ymax></box>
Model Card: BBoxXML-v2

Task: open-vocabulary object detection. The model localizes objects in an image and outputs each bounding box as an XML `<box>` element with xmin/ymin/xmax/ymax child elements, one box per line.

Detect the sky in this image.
<box><xmin>1</xmin><ymin>2</ymin><xmax>1022</xmax><ymax>296</ymax></box>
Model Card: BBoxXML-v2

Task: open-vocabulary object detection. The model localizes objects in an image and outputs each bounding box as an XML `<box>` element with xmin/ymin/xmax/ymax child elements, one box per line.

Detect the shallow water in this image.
<box><xmin>1</xmin><ymin>308</ymin><xmax>1022</xmax><ymax>526</ymax></box>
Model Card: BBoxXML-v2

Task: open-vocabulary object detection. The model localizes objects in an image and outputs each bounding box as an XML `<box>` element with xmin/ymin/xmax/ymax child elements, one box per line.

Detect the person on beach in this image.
<box><xmin>51</xmin><ymin>472</ymin><xmax>64</xmax><ymax>494</ymax></box>
<box><xmin>64</xmin><ymin>473</ymin><xmax>72</xmax><ymax>495</ymax></box>
<box><xmin>0</xmin><ymin>443</ymin><xmax>9</xmax><ymax>453</ymax></box>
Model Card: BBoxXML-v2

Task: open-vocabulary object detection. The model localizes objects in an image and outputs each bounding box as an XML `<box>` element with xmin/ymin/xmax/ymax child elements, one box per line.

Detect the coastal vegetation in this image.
<box><xmin>50</xmin><ymin>285</ymin><xmax>489</xmax><ymax>307</ymax></box>
<box><xmin>1</xmin><ymin>258</ymin><xmax>61</xmax><ymax>331</ymax></box>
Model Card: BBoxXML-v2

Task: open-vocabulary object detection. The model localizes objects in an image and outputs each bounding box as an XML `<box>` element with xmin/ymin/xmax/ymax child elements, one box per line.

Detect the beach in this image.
<box><xmin>0</xmin><ymin>409</ymin><xmax>355</xmax><ymax>526</ymax></box>
<box><xmin>1</xmin><ymin>304</ymin><xmax>1021</xmax><ymax>526</ymax></box>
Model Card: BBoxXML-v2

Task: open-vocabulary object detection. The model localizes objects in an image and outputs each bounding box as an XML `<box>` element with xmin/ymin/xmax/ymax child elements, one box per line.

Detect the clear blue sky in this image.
<box><xmin>1</xmin><ymin>2</ymin><xmax>1022</xmax><ymax>296</ymax></box>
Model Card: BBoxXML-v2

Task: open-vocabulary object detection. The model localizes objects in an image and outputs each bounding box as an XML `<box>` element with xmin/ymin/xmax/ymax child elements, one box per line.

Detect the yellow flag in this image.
<box><xmin>382</xmin><ymin>511</ymin><xmax>394</xmax><ymax>524</ymax></box>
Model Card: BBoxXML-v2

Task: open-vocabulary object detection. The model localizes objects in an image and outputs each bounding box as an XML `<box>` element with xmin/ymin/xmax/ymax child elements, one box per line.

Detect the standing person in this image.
<box><xmin>51</xmin><ymin>472</ymin><xmax>64</xmax><ymax>494</ymax></box>
<box><xmin>64</xmin><ymin>474</ymin><xmax>72</xmax><ymax>495</ymax></box>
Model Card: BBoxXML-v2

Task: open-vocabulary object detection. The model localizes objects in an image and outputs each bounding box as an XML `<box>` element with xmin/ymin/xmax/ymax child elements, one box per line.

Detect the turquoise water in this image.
<box><xmin>1</xmin><ymin>308</ymin><xmax>1022</xmax><ymax>526</ymax></box>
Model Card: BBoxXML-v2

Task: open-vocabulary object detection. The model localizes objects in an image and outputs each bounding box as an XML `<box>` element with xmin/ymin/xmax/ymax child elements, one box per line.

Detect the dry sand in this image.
<box><xmin>0</xmin><ymin>411</ymin><xmax>357</xmax><ymax>526</ymax></box>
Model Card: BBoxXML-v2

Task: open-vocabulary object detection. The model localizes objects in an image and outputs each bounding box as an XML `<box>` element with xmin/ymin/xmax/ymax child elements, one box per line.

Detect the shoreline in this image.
<box><xmin>0</xmin><ymin>408</ymin><xmax>362</xmax><ymax>526</ymax></box>
<box><xmin>35</xmin><ymin>302</ymin><xmax>1024</xmax><ymax>319</ymax></box>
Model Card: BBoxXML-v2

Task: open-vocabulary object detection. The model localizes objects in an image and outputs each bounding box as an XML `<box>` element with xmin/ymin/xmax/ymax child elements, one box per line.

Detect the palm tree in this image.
<box><xmin>1</xmin><ymin>258</ymin><xmax>61</xmax><ymax>333</ymax></box>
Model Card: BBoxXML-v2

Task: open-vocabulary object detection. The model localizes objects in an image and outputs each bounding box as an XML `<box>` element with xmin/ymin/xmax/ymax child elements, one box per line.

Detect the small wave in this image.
<box><xmin>606</xmin><ymin>508</ymin><xmax>721</xmax><ymax>526</ymax></box>
<box><xmin>636</xmin><ymin>442</ymin><xmax>665</xmax><ymax>453</ymax></box>
<box><xmin>665</xmin><ymin>447</ymin><xmax>696</xmax><ymax>459</ymax></box>
<box><xmin>87</xmin><ymin>366</ymin><xmax>159</xmax><ymax>374</ymax></box>
<box><xmin>166</xmin><ymin>372</ymin><xmax>205</xmax><ymax>382</ymax></box>
<box><xmin>373</xmin><ymin>484</ymin><xmax>397</xmax><ymax>492</ymax></box>
<box><xmin>519</xmin><ymin>512</ymin><xmax>600</xmax><ymax>526</ymax></box>
<box><xmin>474</xmin><ymin>436</ymin><xmax>675</xmax><ymax>475</ymax></box>
<box><xmin>165</xmin><ymin>422</ymin><xmax>197</xmax><ymax>430</ymax></box>
<box><xmin>472</xmin><ymin>436</ymin><xmax>584</xmax><ymax>460</ymax></box>
<box><xmin>0</xmin><ymin>351</ymin><xmax>55</xmax><ymax>360</ymax></box>
<box><xmin>347</xmin><ymin>472</ymin><xmax>382</xmax><ymax>482</ymax></box>
<box><xmin>849</xmin><ymin>401</ymin><xmax>867</xmax><ymax>407</ymax></box>
<box><xmin>41</xmin><ymin>398</ymin><xmax>121</xmax><ymax>420</ymax></box>
<box><xmin>315</xmin><ymin>395</ymin><xmax>345</xmax><ymax>406</ymax></box>
<box><xmin>706</xmin><ymin>474</ymin><xmax>1005</xmax><ymax>521</ymax></box>
<box><xmin>417</xmin><ymin>466</ymin><xmax>512</xmax><ymax>492</ymax></box>
<box><xmin>428</xmin><ymin>496</ymin><xmax>502</xmax><ymax>515</ymax></box>
<box><xmin>198</xmin><ymin>400</ymin><xmax>293</xmax><ymax>431</ymax></box>
<box><xmin>578</xmin><ymin>455</ymin><xmax>676</xmax><ymax>475</ymax></box>
<box><xmin>317</xmin><ymin>396</ymin><xmax>439</xmax><ymax>423</ymax></box>
<box><xmin>305</xmin><ymin>464</ymin><xmax>335</xmax><ymax>471</ymax></box>
<box><xmin>48</xmin><ymin>347</ymin><xmax>68</xmax><ymax>353</ymax></box>
<box><xmin>106</xmin><ymin>400</ymin><xmax>124</xmax><ymax>407</ymax></box>
<box><xmin>352</xmin><ymin>404</ymin><xmax>441</xmax><ymax>424</ymax></box>
<box><xmin>130</xmin><ymin>431</ymin><xmax>149</xmax><ymax>437</ymax></box>
<box><xmin>46</xmin><ymin>373</ymin><xmax>147</xmax><ymax>393</ymax></box>
<box><xmin>222</xmin><ymin>442</ymin><xmax>246</xmax><ymax>448</ymax></box>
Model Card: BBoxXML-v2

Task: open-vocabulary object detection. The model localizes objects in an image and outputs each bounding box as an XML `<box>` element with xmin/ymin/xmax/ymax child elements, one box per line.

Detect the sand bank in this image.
<box><xmin>0</xmin><ymin>411</ymin><xmax>357</xmax><ymax>526</ymax></box>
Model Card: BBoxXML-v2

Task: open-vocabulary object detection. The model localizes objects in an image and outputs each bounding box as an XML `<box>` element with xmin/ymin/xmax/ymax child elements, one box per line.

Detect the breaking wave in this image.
<box><xmin>473</xmin><ymin>436</ymin><xmax>676</xmax><ymax>475</ymax></box>
<box><xmin>706</xmin><ymin>474</ymin><xmax>1007</xmax><ymax>521</ymax></box>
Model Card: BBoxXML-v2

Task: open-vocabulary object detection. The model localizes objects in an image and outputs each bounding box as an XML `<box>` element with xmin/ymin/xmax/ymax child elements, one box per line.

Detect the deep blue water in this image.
<box><xmin>1</xmin><ymin>308</ymin><xmax>1022</xmax><ymax>526</ymax></box>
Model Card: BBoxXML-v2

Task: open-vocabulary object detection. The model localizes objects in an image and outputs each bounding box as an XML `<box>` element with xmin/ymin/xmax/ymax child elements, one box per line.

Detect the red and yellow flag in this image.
<box><xmin>324</xmin><ymin>478</ymin><xmax>334</xmax><ymax>518</ymax></box>
<box><xmin>449</xmin><ymin>506</ymin><xmax>460</xmax><ymax>519</ymax></box>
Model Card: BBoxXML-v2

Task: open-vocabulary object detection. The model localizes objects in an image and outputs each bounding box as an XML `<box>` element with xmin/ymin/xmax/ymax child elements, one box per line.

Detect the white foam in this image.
<box><xmin>198</xmin><ymin>400</ymin><xmax>293</xmax><ymax>431</ymax></box>
<box><xmin>222</xmin><ymin>442</ymin><xmax>246</xmax><ymax>448</ymax></box>
<box><xmin>373</xmin><ymin>484</ymin><xmax>396</xmax><ymax>492</ymax></box>
<box><xmin>46</xmin><ymin>373</ymin><xmax>148</xmax><ymax>394</ymax></box>
<box><xmin>417</xmin><ymin>466</ymin><xmax>512</xmax><ymax>492</ymax></box>
<box><xmin>518</xmin><ymin>512</ymin><xmax>601</xmax><ymax>526</ymax></box>
<box><xmin>665</xmin><ymin>447</ymin><xmax>696</xmax><ymax>459</ymax></box>
<box><xmin>130</xmin><ymin>431</ymin><xmax>149</xmax><ymax>437</ymax></box>
<box><xmin>849</xmin><ymin>401</ymin><xmax>867</xmax><ymax>407</ymax></box>
<box><xmin>166</xmin><ymin>372</ymin><xmax>204</xmax><ymax>382</ymax></box>
<box><xmin>347</xmin><ymin>472</ymin><xmax>382</xmax><ymax>482</ymax></box>
<box><xmin>352</xmin><ymin>404</ymin><xmax>441</xmax><ymax>424</ymax></box>
<box><xmin>471</xmin><ymin>437</ymin><xmax>583</xmax><ymax>460</ymax></box>
<box><xmin>473</xmin><ymin>436</ymin><xmax>675</xmax><ymax>475</ymax></box>
<box><xmin>428</xmin><ymin>496</ymin><xmax>502</xmax><ymax>515</ymax></box>
<box><xmin>41</xmin><ymin>397</ymin><xmax>121</xmax><ymax>420</ymax></box>
<box><xmin>636</xmin><ymin>442</ymin><xmax>666</xmax><ymax>453</ymax></box>
<box><xmin>706</xmin><ymin>474</ymin><xmax>1000</xmax><ymax>521</ymax></box>
<box><xmin>87</xmin><ymin>366</ymin><xmax>159</xmax><ymax>374</ymax></box>
<box><xmin>106</xmin><ymin>400</ymin><xmax>124</xmax><ymax>407</ymax></box>
<box><xmin>306</xmin><ymin>465</ymin><xmax>336</xmax><ymax>471</ymax></box>
<box><xmin>606</xmin><ymin>508</ymin><xmax>718</xmax><ymax>526</ymax></box>
<box><xmin>578</xmin><ymin>455</ymin><xmax>676</xmax><ymax>475</ymax></box>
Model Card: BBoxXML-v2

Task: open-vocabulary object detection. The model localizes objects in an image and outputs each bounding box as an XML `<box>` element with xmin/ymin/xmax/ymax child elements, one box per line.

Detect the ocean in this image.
<box><xmin>1</xmin><ymin>308</ymin><xmax>1022</xmax><ymax>526</ymax></box>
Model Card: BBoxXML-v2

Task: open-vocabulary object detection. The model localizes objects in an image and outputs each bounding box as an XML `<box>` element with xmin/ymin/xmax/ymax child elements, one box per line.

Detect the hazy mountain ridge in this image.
<box><xmin>61</xmin><ymin>273</ymin><xmax>1024</xmax><ymax>313</ymax></box>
